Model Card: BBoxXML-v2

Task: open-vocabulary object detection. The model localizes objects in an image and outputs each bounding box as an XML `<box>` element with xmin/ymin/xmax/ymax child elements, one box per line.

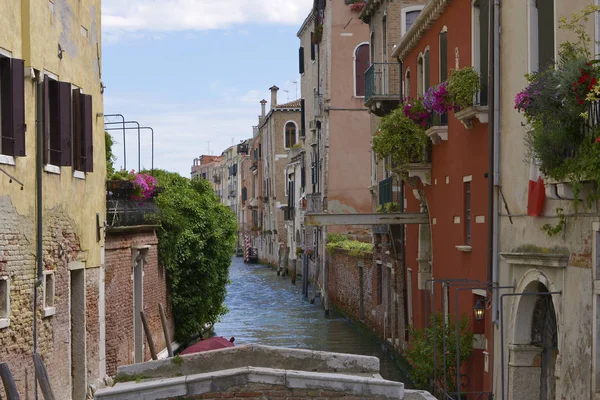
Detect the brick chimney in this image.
<box><xmin>269</xmin><ymin>86</ymin><xmax>279</xmax><ymax>108</ymax></box>
<box><xmin>260</xmin><ymin>99</ymin><xmax>267</xmax><ymax>117</ymax></box>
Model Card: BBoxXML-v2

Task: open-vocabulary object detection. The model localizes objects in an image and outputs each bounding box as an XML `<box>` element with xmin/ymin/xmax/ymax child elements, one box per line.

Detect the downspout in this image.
<box><xmin>398</xmin><ymin>59</ymin><xmax>409</xmax><ymax>341</ymax></box>
<box><xmin>491</xmin><ymin>0</ymin><xmax>501</xmax><ymax>324</ymax></box>
<box><xmin>34</xmin><ymin>70</ymin><xmax>44</xmax><ymax>400</ymax></box>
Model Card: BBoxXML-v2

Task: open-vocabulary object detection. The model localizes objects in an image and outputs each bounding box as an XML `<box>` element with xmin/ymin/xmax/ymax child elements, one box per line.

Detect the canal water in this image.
<box><xmin>212</xmin><ymin>256</ymin><xmax>412</xmax><ymax>385</ymax></box>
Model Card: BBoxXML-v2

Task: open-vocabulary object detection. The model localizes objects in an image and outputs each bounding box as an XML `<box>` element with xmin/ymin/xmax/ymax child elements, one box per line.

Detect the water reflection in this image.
<box><xmin>212</xmin><ymin>257</ymin><xmax>411</xmax><ymax>384</ymax></box>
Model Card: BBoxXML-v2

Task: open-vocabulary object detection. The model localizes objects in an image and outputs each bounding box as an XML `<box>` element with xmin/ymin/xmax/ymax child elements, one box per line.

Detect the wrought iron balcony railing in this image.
<box><xmin>107</xmin><ymin>198</ymin><xmax>160</xmax><ymax>228</ymax></box>
<box><xmin>365</xmin><ymin>63</ymin><xmax>402</xmax><ymax>104</ymax></box>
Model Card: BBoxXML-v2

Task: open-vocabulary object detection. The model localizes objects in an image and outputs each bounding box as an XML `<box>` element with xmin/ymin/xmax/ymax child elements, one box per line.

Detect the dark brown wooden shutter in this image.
<box><xmin>355</xmin><ymin>44</ymin><xmax>369</xmax><ymax>97</ymax></box>
<box><xmin>10</xmin><ymin>58</ymin><xmax>25</xmax><ymax>156</ymax></box>
<box><xmin>0</xmin><ymin>57</ymin><xmax>11</xmax><ymax>156</ymax></box>
<box><xmin>310</xmin><ymin>36</ymin><xmax>315</xmax><ymax>60</ymax></box>
<box><xmin>72</xmin><ymin>89</ymin><xmax>82</xmax><ymax>169</ymax></box>
<box><xmin>58</xmin><ymin>81</ymin><xmax>72</xmax><ymax>166</ymax></box>
<box><xmin>43</xmin><ymin>78</ymin><xmax>50</xmax><ymax>164</ymax></box>
<box><xmin>299</xmin><ymin>47</ymin><xmax>305</xmax><ymax>74</ymax></box>
<box><xmin>537</xmin><ymin>0</ymin><xmax>555</xmax><ymax>72</ymax></box>
<box><xmin>82</xmin><ymin>94</ymin><xmax>93</xmax><ymax>172</ymax></box>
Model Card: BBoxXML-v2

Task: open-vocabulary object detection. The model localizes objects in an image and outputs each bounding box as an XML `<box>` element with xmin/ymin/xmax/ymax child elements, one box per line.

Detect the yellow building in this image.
<box><xmin>0</xmin><ymin>0</ymin><xmax>105</xmax><ymax>398</ymax></box>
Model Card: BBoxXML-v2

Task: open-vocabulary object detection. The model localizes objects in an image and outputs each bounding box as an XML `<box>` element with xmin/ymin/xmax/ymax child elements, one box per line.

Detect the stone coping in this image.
<box><xmin>117</xmin><ymin>344</ymin><xmax>381</xmax><ymax>380</ymax></box>
<box><xmin>95</xmin><ymin>366</ymin><xmax>404</xmax><ymax>400</ymax></box>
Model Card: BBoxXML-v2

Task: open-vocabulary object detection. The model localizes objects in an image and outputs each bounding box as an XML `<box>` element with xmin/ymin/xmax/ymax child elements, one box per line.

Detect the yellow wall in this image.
<box><xmin>0</xmin><ymin>0</ymin><xmax>105</xmax><ymax>268</ymax></box>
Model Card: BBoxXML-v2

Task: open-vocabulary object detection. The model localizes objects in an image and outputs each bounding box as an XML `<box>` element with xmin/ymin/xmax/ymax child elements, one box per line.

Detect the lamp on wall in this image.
<box><xmin>473</xmin><ymin>298</ymin><xmax>485</xmax><ymax>321</ymax></box>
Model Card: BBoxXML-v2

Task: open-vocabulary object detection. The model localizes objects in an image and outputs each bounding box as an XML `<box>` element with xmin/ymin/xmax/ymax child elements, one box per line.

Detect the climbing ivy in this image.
<box><xmin>153</xmin><ymin>170</ymin><xmax>237</xmax><ymax>341</ymax></box>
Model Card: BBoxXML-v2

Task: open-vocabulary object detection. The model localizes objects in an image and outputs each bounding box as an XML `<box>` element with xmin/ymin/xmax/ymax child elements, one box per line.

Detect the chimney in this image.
<box><xmin>260</xmin><ymin>99</ymin><xmax>267</xmax><ymax>117</ymax></box>
<box><xmin>269</xmin><ymin>85</ymin><xmax>279</xmax><ymax>108</ymax></box>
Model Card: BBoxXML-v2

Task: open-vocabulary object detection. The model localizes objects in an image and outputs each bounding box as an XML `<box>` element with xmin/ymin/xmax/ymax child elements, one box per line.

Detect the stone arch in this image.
<box><xmin>508</xmin><ymin>270</ymin><xmax>560</xmax><ymax>400</ymax></box>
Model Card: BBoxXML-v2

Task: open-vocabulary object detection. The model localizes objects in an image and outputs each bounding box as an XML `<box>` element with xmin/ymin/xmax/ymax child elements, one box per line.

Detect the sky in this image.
<box><xmin>102</xmin><ymin>0</ymin><xmax>313</xmax><ymax>176</ymax></box>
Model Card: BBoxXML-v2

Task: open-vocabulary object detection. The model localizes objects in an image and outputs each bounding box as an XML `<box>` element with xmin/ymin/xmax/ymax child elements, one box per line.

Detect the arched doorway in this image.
<box><xmin>509</xmin><ymin>280</ymin><xmax>558</xmax><ymax>400</ymax></box>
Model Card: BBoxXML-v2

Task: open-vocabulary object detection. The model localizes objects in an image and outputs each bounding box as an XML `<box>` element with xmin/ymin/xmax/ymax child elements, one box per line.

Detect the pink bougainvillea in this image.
<box><xmin>423</xmin><ymin>82</ymin><xmax>451</xmax><ymax>115</ymax></box>
<box><xmin>403</xmin><ymin>98</ymin><xmax>431</xmax><ymax>128</ymax></box>
<box><xmin>132</xmin><ymin>173</ymin><xmax>158</xmax><ymax>201</ymax></box>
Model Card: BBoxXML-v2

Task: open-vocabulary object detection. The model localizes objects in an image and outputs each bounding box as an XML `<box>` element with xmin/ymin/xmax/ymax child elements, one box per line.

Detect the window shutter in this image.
<box><xmin>43</xmin><ymin>78</ymin><xmax>50</xmax><ymax>164</ymax></box>
<box><xmin>301</xmin><ymin>165</ymin><xmax>306</xmax><ymax>189</ymax></box>
<box><xmin>479</xmin><ymin>0</ymin><xmax>489</xmax><ymax>105</ymax></box>
<box><xmin>300</xmin><ymin>99</ymin><xmax>306</xmax><ymax>137</ymax></box>
<box><xmin>439</xmin><ymin>32</ymin><xmax>448</xmax><ymax>82</ymax></box>
<box><xmin>10</xmin><ymin>58</ymin><xmax>25</xmax><ymax>157</ymax></box>
<box><xmin>0</xmin><ymin>57</ymin><xmax>12</xmax><ymax>155</ymax></box>
<box><xmin>72</xmin><ymin>89</ymin><xmax>82</xmax><ymax>169</ymax></box>
<box><xmin>82</xmin><ymin>94</ymin><xmax>93</xmax><ymax>172</ymax></box>
<box><xmin>299</xmin><ymin>47</ymin><xmax>305</xmax><ymax>74</ymax></box>
<box><xmin>537</xmin><ymin>0</ymin><xmax>555</xmax><ymax>72</ymax></box>
<box><xmin>310</xmin><ymin>36</ymin><xmax>315</xmax><ymax>60</ymax></box>
<box><xmin>58</xmin><ymin>81</ymin><xmax>72</xmax><ymax>166</ymax></box>
<box><xmin>424</xmin><ymin>51</ymin><xmax>430</xmax><ymax>91</ymax></box>
<box><xmin>310</xmin><ymin>152</ymin><xmax>316</xmax><ymax>185</ymax></box>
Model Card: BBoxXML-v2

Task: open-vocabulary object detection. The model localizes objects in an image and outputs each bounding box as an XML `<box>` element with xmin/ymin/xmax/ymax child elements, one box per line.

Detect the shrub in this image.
<box><xmin>447</xmin><ymin>67</ymin><xmax>481</xmax><ymax>109</ymax></box>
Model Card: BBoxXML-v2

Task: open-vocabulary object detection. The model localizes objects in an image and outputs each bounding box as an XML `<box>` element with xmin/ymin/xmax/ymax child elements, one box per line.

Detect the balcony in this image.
<box><xmin>365</xmin><ymin>63</ymin><xmax>402</xmax><ymax>117</ymax></box>
<box><xmin>425</xmin><ymin>113</ymin><xmax>449</xmax><ymax>144</ymax></box>
<box><xmin>406</xmin><ymin>142</ymin><xmax>433</xmax><ymax>186</ymax></box>
<box><xmin>306</xmin><ymin>193</ymin><xmax>322</xmax><ymax>214</ymax></box>
<box><xmin>454</xmin><ymin>105</ymin><xmax>489</xmax><ymax>129</ymax></box>
<box><xmin>213</xmin><ymin>175</ymin><xmax>221</xmax><ymax>184</ymax></box>
<box><xmin>237</xmin><ymin>143</ymin><xmax>249</xmax><ymax>155</ymax></box>
<box><xmin>106</xmin><ymin>185</ymin><xmax>161</xmax><ymax>229</ymax></box>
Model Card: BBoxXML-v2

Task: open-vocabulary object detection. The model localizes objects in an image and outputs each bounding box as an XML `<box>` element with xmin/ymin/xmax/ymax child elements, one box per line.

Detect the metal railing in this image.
<box><xmin>106</xmin><ymin>198</ymin><xmax>160</xmax><ymax>228</ymax></box>
<box><xmin>409</xmin><ymin>141</ymin><xmax>433</xmax><ymax>164</ymax></box>
<box><xmin>306</xmin><ymin>193</ymin><xmax>322</xmax><ymax>213</ymax></box>
<box><xmin>378</xmin><ymin>177</ymin><xmax>393</xmax><ymax>207</ymax></box>
<box><xmin>365</xmin><ymin>63</ymin><xmax>402</xmax><ymax>103</ymax></box>
<box><xmin>428</xmin><ymin>112</ymin><xmax>449</xmax><ymax>128</ymax></box>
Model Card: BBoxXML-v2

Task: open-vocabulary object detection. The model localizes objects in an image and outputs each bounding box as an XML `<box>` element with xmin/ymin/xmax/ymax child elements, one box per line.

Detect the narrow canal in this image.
<box><xmin>212</xmin><ymin>256</ymin><xmax>412</xmax><ymax>385</ymax></box>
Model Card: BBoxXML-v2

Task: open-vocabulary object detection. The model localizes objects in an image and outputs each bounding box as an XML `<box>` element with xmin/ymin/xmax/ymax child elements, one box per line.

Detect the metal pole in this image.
<box><xmin>104</xmin><ymin>121</ymin><xmax>141</xmax><ymax>171</ymax></box>
<box><xmin>34</xmin><ymin>72</ymin><xmax>44</xmax><ymax>400</ymax></box>
<box><xmin>104</xmin><ymin>126</ymin><xmax>154</xmax><ymax>173</ymax></box>
<box><xmin>104</xmin><ymin>114</ymin><xmax>127</xmax><ymax>170</ymax></box>
<box><xmin>499</xmin><ymin>291</ymin><xmax>561</xmax><ymax>400</ymax></box>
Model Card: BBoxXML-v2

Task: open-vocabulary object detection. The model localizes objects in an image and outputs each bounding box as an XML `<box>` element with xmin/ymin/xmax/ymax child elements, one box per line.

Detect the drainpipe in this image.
<box><xmin>34</xmin><ymin>70</ymin><xmax>44</xmax><ymax>400</ymax></box>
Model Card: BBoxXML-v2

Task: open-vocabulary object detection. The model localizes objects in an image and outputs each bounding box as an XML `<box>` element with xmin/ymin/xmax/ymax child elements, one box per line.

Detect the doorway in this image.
<box><xmin>133</xmin><ymin>253</ymin><xmax>144</xmax><ymax>363</ymax></box>
<box><xmin>70</xmin><ymin>267</ymin><xmax>86</xmax><ymax>400</ymax></box>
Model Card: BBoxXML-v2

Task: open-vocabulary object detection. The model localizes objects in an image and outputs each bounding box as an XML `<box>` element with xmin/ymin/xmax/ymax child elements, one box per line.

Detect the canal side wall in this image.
<box><xmin>104</xmin><ymin>229</ymin><xmax>174</xmax><ymax>376</ymax></box>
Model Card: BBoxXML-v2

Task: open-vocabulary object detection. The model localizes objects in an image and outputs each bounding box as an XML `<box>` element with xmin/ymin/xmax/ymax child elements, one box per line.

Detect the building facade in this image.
<box><xmin>0</xmin><ymin>0</ymin><xmax>106</xmax><ymax>398</ymax></box>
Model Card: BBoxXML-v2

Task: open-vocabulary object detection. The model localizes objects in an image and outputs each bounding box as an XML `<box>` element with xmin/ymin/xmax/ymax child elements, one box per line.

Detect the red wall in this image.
<box><xmin>403</xmin><ymin>0</ymin><xmax>492</xmax><ymax>393</ymax></box>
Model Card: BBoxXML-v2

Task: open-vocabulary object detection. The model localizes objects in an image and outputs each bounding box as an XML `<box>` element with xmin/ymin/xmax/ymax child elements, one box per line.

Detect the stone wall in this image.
<box><xmin>104</xmin><ymin>229</ymin><xmax>173</xmax><ymax>376</ymax></box>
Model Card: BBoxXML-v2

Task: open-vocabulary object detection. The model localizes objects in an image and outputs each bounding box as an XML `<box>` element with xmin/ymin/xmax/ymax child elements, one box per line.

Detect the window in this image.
<box><xmin>465</xmin><ymin>182</ymin><xmax>471</xmax><ymax>245</ymax></box>
<box><xmin>439</xmin><ymin>28</ymin><xmax>448</xmax><ymax>82</ymax></box>
<box><xmin>284</xmin><ymin>121</ymin><xmax>297</xmax><ymax>148</ymax></box>
<box><xmin>405</xmin><ymin>69</ymin><xmax>411</xmax><ymax>99</ymax></box>
<box><xmin>473</xmin><ymin>0</ymin><xmax>489</xmax><ymax>105</ymax></box>
<box><xmin>0</xmin><ymin>55</ymin><xmax>25</xmax><ymax>159</ymax></box>
<box><xmin>299</xmin><ymin>46</ymin><xmax>305</xmax><ymax>74</ymax></box>
<box><xmin>45</xmin><ymin>76</ymin><xmax>70</xmax><ymax>166</ymax></box>
<box><xmin>370</xmin><ymin>31</ymin><xmax>375</xmax><ymax>63</ymax></box>
<box><xmin>354</xmin><ymin>43</ymin><xmax>370</xmax><ymax>97</ymax></box>
<box><xmin>417</xmin><ymin>55</ymin><xmax>424</xmax><ymax>96</ymax></box>
<box><xmin>424</xmin><ymin>49</ymin><xmax>430</xmax><ymax>91</ymax></box>
<box><xmin>401</xmin><ymin>6</ymin><xmax>424</xmax><ymax>36</ymax></box>
<box><xmin>310</xmin><ymin>34</ymin><xmax>315</xmax><ymax>60</ymax></box>
<box><xmin>43</xmin><ymin>271</ymin><xmax>56</xmax><ymax>317</ymax></box>
<box><xmin>0</xmin><ymin>276</ymin><xmax>9</xmax><ymax>329</ymax></box>
<box><xmin>536</xmin><ymin>0</ymin><xmax>555</xmax><ymax>72</ymax></box>
<box><xmin>382</xmin><ymin>16</ymin><xmax>388</xmax><ymax>62</ymax></box>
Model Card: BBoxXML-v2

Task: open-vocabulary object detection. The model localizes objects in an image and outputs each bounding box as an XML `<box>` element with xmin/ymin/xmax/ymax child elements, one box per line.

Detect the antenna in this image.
<box><xmin>283</xmin><ymin>89</ymin><xmax>290</xmax><ymax>101</ymax></box>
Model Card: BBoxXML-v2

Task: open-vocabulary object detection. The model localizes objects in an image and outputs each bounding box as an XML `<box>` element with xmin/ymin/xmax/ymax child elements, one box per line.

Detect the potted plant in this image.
<box><xmin>423</xmin><ymin>82</ymin><xmax>451</xmax><ymax>115</ymax></box>
<box><xmin>347</xmin><ymin>0</ymin><xmax>366</xmax><ymax>12</ymax></box>
<box><xmin>296</xmin><ymin>247</ymin><xmax>304</xmax><ymax>257</ymax></box>
<box><xmin>373</xmin><ymin>106</ymin><xmax>429</xmax><ymax>174</ymax></box>
<box><xmin>403</xmin><ymin>98</ymin><xmax>431</xmax><ymax>128</ymax></box>
<box><xmin>447</xmin><ymin>67</ymin><xmax>481</xmax><ymax>110</ymax></box>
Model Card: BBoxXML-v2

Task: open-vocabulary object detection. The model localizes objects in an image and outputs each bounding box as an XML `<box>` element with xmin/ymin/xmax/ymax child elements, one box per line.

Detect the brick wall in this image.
<box><xmin>328</xmin><ymin>229</ymin><xmax>407</xmax><ymax>352</ymax></box>
<box><xmin>104</xmin><ymin>229</ymin><xmax>173</xmax><ymax>376</ymax></box>
<box><xmin>0</xmin><ymin>198</ymin><xmax>104</xmax><ymax>399</ymax></box>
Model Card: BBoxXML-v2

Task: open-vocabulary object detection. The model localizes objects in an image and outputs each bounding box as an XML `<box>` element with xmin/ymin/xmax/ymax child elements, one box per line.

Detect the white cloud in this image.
<box><xmin>103</xmin><ymin>0</ymin><xmax>314</xmax><ymax>34</ymax></box>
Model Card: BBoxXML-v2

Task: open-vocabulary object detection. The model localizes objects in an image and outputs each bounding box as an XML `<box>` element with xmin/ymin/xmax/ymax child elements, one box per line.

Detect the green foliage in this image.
<box><xmin>107</xmin><ymin>169</ymin><xmax>135</xmax><ymax>181</ymax></box>
<box><xmin>517</xmin><ymin>7</ymin><xmax>600</xmax><ymax>218</ymax></box>
<box><xmin>172</xmin><ymin>354</ymin><xmax>184</xmax><ymax>366</ymax></box>
<box><xmin>105</xmin><ymin>132</ymin><xmax>116</xmax><ymax>175</ymax></box>
<box><xmin>113</xmin><ymin>374</ymin><xmax>149</xmax><ymax>384</ymax></box>
<box><xmin>296</xmin><ymin>247</ymin><xmax>304</xmax><ymax>257</ymax></box>
<box><xmin>541</xmin><ymin>208</ymin><xmax>567</xmax><ymax>237</ymax></box>
<box><xmin>405</xmin><ymin>313</ymin><xmax>474</xmax><ymax>392</ymax></box>
<box><xmin>326</xmin><ymin>233</ymin><xmax>373</xmax><ymax>257</ymax></box>
<box><xmin>447</xmin><ymin>67</ymin><xmax>481</xmax><ymax>109</ymax></box>
<box><xmin>153</xmin><ymin>170</ymin><xmax>237</xmax><ymax>341</ymax></box>
<box><xmin>377</xmin><ymin>202</ymin><xmax>401</xmax><ymax>213</ymax></box>
<box><xmin>372</xmin><ymin>107</ymin><xmax>428</xmax><ymax>174</ymax></box>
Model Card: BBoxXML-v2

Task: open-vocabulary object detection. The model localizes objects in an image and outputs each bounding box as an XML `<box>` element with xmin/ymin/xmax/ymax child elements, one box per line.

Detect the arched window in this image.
<box><xmin>354</xmin><ymin>43</ymin><xmax>370</xmax><ymax>97</ymax></box>
<box><xmin>417</xmin><ymin>55</ymin><xmax>424</xmax><ymax>96</ymax></box>
<box><xmin>439</xmin><ymin>27</ymin><xmax>448</xmax><ymax>82</ymax></box>
<box><xmin>473</xmin><ymin>0</ymin><xmax>489</xmax><ymax>105</ymax></box>
<box><xmin>424</xmin><ymin>48</ymin><xmax>430</xmax><ymax>92</ymax></box>
<box><xmin>284</xmin><ymin>121</ymin><xmax>297</xmax><ymax>148</ymax></box>
<box><xmin>401</xmin><ymin>6</ymin><xmax>425</xmax><ymax>36</ymax></box>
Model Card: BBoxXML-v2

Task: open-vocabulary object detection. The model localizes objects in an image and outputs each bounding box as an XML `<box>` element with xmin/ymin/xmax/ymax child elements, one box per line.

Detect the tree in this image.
<box><xmin>153</xmin><ymin>170</ymin><xmax>237</xmax><ymax>341</ymax></box>
<box><xmin>105</xmin><ymin>131</ymin><xmax>116</xmax><ymax>175</ymax></box>
<box><xmin>405</xmin><ymin>313</ymin><xmax>474</xmax><ymax>394</ymax></box>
